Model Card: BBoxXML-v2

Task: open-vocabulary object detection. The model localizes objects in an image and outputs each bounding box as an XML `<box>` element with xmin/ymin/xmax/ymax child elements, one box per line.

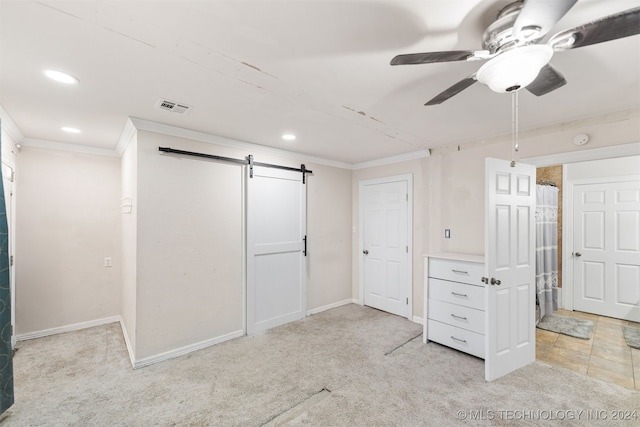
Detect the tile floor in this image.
<box><xmin>536</xmin><ymin>309</ymin><xmax>640</xmax><ymax>391</ymax></box>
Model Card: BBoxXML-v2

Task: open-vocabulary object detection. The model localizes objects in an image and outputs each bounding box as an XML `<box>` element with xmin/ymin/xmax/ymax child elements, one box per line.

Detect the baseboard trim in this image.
<box><xmin>412</xmin><ymin>315</ymin><xmax>424</xmax><ymax>325</ymax></box>
<box><xmin>16</xmin><ymin>316</ymin><xmax>122</xmax><ymax>342</ymax></box>
<box><xmin>132</xmin><ymin>329</ymin><xmax>245</xmax><ymax>369</ymax></box>
<box><xmin>118</xmin><ymin>318</ymin><xmax>136</xmax><ymax>368</ymax></box>
<box><xmin>306</xmin><ymin>299</ymin><xmax>354</xmax><ymax>316</ymax></box>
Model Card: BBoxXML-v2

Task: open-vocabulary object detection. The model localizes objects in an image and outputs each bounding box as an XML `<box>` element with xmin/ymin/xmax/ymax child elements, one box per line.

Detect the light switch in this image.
<box><xmin>444</xmin><ymin>229</ymin><xmax>451</xmax><ymax>239</ymax></box>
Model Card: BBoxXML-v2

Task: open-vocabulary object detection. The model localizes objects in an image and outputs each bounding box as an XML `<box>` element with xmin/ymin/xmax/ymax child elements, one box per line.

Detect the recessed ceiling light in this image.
<box><xmin>282</xmin><ymin>133</ymin><xmax>296</xmax><ymax>141</ymax></box>
<box><xmin>61</xmin><ymin>127</ymin><xmax>81</xmax><ymax>134</ymax></box>
<box><xmin>43</xmin><ymin>69</ymin><xmax>79</xmax><ymax>85</ymax></box>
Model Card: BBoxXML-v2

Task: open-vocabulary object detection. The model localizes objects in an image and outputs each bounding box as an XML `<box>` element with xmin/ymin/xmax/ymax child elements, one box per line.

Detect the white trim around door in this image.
<box><xmin>562</xmin><ymin>173</ymin><xmax>640</xmax><ymax>317</ymax></box>
<box><xmin>358</xmin><ymin>174</ymin><xmax>413</xmax><ymax>320</ymax></box>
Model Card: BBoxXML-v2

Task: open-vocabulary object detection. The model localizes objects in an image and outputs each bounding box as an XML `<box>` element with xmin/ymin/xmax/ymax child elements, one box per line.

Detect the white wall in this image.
<box><xmin>565</xmin><ymin>156</ymin><xmax>640</xmax><ymax>180</ymax></box>
<box><xmin>15</xmin><ymin>147</ymin><xmax>121</xmax><ymax>334</ymax></box>
<box><xmin>306</xmin><ymin>163</ymin><xmax>353</xmax><ymax>310</ymax></box>
<box><xmin>430</xmin><ymin>110</ymin><xmax>640</xmax><ymax>256</ymax></box>
<box><xmin>135</xmin><ymin>131</ymin><xmax>244</xmax><ymax>360</ymax></box>
<box><xmin>351</xmin><ymin>157</ymin><xmax>429</xmax><ymax>319</ymax></box>
<box><xmin>128</xmin><ymin>129</ymin><xmax>352</xmax><ymax>362</ymax></box>
<box><xmin>120</xmin><ymin>133</ymin><xmax>138</xmax><ymax>357</ymax></box>
<box><xmin>352</xmin><ymin>110</ymin><xmax>640</xmax><ymax>320</ymax></box>
<box><xmin>11</xmin><ymin>106</ymin><xmax>637</xmax><ymax>354</ymax></box>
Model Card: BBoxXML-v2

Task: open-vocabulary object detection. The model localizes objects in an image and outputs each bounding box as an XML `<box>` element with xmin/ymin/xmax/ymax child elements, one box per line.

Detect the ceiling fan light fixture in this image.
<box><xmin>476</xmin><ymin>45</ymin><xmax>553</xmax><ymax>93</ymax></box>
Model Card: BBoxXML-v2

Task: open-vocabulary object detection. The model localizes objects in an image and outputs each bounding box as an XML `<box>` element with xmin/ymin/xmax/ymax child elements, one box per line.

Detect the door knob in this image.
<box><xmin>481</xmin><ymin>277</ymin><xmax>488</xmax><ymax>284</ymax></box>
<box><xmin>574</xmin><ymin>252</ymin><xmax>582</xmax><ymax>257</ymax></box>
<box><xmin>363</xmin><ymin>250</ymin><xmax>369</xmax><ymax>255</ymax></box>
<box><xmin>490</xmin><ymin>277</ymin><xmax>501</xmax><ymax>285</ymax></box>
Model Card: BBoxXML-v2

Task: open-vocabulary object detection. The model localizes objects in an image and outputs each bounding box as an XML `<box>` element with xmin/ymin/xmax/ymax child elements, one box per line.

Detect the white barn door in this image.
<box><xmin>485</xmin><ymin>158</ymin><xmax>536</xmax><ymax>381</ymax></box>
<box><xmin>246</xmin><ymin>166</ymin><xmax>307</xmax><ymax>334</ymax></box>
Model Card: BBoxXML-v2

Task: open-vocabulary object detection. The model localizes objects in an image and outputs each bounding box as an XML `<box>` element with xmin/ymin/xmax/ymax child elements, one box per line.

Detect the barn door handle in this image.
<box><xmin>363</xmin><ymin>250</ymin><xmax>369</xmax><ymax>255</ymax></box>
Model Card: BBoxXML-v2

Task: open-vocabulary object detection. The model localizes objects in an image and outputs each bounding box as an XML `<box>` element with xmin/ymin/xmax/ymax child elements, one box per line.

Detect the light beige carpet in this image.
<box><xmin>3</xmin><ymin>304</ymin><xmax>638</xmax><ymax>426</ymax></box>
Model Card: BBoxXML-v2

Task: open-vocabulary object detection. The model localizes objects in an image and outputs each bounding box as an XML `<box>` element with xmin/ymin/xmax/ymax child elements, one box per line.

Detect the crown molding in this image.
<box><xmin>351</xmin><ymin>149</ymin><xmax>430</xmax><ymax>170</ymax></box>
<box><xmin>521</xmin><ymin>141</ymin><xmax>640</xmax><ymax>166</ymax></box>
<box><xmin>20</xmin><ymin>138</ymin><xmax>120</xmax><ymax>157</ymax></box>
<box><xmin>129</xmin><ymin>117</ymin><xmax>354</xmax><ymax>170</ymax></box>
<box><xmin>115</xmin><ymin>118</ymin><xmax>138</xmax><ymax>156</ymax></box>
<box><xmin>0</xmin><ymin>105</ymin><xmax>25</xmax><ymax>144</ymax></box>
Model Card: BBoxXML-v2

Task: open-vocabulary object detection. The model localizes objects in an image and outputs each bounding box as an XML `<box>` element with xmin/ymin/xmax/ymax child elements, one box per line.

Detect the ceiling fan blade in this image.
<box><xmin>425</xmin><ymin>75</ymin><xmax>477</xmax><ymax>106</ymax></box>
<box><xmin>513</xmin><ymin>0</ymin><xmax>578</xmax><ymax>41</ymax></box>
<box><xmin>548</xmin><ymin>6</ymin><xmax>640</xmax><ymax>51</ymax></box>
<box><xmin>391</xmin><ymin>50</ymin><xmax>489</xmax><ymax>66</ymax></box>
<box><xmin>526</xmin><ymin>64</ymin><xmax>566</xmax><ymax>96</ymax></box>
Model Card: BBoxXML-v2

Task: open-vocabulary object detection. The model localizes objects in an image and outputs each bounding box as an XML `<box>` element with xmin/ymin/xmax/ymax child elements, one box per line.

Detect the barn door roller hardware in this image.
<box><xmin>159</xmin><ymin>147</ymin><xmax>312</xmax><ymax>183</ymax></box>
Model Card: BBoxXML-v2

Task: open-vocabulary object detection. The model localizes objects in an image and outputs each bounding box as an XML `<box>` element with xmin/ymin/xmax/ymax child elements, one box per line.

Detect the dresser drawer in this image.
<box><xmin>428</xmin><ymin>257</ymin><xmax>485</xmax><ymax>285</ymax></box>
<box><xmin>428</xmin><ymin>278</ymin><xmax>485</xmax><ymax>311</ymax></box>
<box><xmin>427</xmin><ymin>320</ymin><xmax>485</xmax><ymax>359</ymax></box>
<box><xmin>428</xmin><ymin>299</ymin><xmax>485</xmax><ymax>335</ymax></box>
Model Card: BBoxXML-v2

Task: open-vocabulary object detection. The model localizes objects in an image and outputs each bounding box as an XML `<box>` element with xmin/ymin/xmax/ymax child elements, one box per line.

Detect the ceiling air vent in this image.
<box><xmin>155</xmin><ymin>98</ymin><xmax>192</xmax><ymax>115</ymax></box>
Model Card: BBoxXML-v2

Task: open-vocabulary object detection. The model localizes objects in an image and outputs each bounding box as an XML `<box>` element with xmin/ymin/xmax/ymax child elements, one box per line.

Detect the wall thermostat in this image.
<box><xmin>573</xmin><ymin>134</ymin><xmax>589</xmax><ymax>146</ymax></box>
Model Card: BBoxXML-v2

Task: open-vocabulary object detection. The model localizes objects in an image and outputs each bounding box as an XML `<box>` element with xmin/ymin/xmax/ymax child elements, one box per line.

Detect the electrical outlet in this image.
<box><xmin>104</xmin><ymin>257</ymin><xmax>112</xmax><ymax>268</ymax></box>
<box><xmin>444</xmin><ymin>229</ymin><xmax>451</xmax><ymax>239</ymax></box>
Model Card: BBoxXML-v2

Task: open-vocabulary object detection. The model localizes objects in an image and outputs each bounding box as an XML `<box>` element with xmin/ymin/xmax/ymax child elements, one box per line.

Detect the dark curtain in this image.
<box><xmin>0</xmin><ymin>120</ymin><xmax>14</xmax><ymax>414</ymax></box>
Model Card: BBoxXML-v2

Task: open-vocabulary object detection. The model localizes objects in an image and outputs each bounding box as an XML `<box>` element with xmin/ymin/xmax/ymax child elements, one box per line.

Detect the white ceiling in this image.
<box><xmin>1</xmin><ymin>0</ymin><xmax>639</xmax><ymax>164</ymax></box>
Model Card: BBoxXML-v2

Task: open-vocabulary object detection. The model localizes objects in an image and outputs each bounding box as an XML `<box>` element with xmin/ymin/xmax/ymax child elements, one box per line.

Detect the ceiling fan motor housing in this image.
<box><xmin>482</xmin><ymin>1</ymin><xmax>530</xmax><ymax>53</ymax></box>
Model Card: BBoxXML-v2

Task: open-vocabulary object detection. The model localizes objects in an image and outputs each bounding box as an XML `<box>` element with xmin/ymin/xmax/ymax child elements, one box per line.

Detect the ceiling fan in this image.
<box><xmin>391</xmin><ymin>0</ymin><xmax>640</xmax><ymax>105</ymax></box>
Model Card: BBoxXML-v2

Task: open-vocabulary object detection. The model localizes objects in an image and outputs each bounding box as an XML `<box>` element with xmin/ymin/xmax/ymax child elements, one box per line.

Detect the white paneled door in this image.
<box><xmin>485</xmin><ymin>158</ymin><xmax>536</xmax><ymax>382</ymax></box>
<box><xmin>573</xmin><ymin>180</ymin><xmax>640</xmax><ymax>322</ymax></box>
<box><xmin>361</xmin><ymin>176</ymin><xmax>411</xmax><ymax>318</ymax></box>
<box><xmin>246</xmin><ymin>166</ymin><xmax>306</xmax><ymax>334</ymax></box>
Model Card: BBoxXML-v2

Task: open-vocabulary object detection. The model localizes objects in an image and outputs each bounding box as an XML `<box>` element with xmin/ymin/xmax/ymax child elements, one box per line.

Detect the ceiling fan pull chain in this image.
<box><xmin>510</xmin><ymin>91</ymin><xmax>520</xmax><ymax>167</ymax></box>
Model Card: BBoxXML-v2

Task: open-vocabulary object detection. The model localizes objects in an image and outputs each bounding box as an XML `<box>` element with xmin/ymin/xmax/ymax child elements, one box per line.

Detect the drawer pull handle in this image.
<box><xmin>450</xmin><ymin>336</ymin><xmax>467</xmax><ymax>344</ymax></box>
<box><xmin>451</xmin><ymin>292</ymin><xmax>468</xmax><ymax>298</ymax></box>
<box><xmin>451</xmin><ymin>269</ymin><xmax>469</xmax><ymax>275</ymax></box>
<box><xmin>450</xmin><ymin>314</ymin><xmax>468</xmax><ymax>321</ymax></box>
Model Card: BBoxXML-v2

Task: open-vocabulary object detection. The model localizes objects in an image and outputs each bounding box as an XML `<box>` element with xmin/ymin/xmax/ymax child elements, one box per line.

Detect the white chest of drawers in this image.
<box><xmin>424</xmin><ymin>253</ymin><xmax>486</xmax><ymax>359</ymax></box>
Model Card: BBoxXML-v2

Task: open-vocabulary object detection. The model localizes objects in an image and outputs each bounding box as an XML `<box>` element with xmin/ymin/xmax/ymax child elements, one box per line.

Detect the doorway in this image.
<box><xmin>531</xmin><ymin>153</ymin><xmax>640</xmax><ymax>322</ymax></box>
<box><xmin>359</xmin><ymin>174</ymin><xmax>412</xmax><ymax>319</ymax></box>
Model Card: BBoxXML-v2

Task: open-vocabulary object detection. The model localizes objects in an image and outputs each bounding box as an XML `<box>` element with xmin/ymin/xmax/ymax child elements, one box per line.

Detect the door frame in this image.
<box><xmin>358</xmin><ymin>174</ymin><xmax>413</xmax><ymax>320</ymax></box>
<box><xmin>1</xmin><ymin>163</ymin><xmax>15</xmax><ymax>349</ymax></box>
<box><xmin>562</xmin><ymin>173</ymin><xmax>640</xmax><ymax>312</ymax></box>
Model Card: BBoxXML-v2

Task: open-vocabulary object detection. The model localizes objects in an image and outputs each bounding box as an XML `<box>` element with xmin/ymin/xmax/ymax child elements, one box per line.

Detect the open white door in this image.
<box><xmin>485</xmin><ymin>158</ymin><xmax>536</xmax><ymax>381</ymax></box>
<box><xmin>361</xmin><ymin>176</ymin><xmax>411</xmax><ymax>319</ymax></box>
<box><xmin>246</xmin><ymin>166</ymin><xmax>306</xmax><ymax>334</ymax></box>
